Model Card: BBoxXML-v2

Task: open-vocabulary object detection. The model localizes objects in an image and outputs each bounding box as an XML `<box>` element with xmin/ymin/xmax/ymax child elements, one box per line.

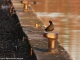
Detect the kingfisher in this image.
<box><xmin>45</xmin><ymin>21</ymin><xmax>54</xmax><ymax>32</ymax></box>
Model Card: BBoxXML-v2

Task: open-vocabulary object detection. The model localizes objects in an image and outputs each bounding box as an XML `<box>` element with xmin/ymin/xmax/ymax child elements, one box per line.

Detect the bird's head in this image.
<box><xmin>49</xmin><ymin>21</ymin><xmax>52</xmax><ymax>24</ymax></box>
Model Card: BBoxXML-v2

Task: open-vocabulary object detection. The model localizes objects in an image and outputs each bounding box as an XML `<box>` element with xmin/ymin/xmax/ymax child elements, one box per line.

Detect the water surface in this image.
<box><xmin>36</xmin><ymin>12</ymin><xmax>80</xmax><ymax>60</ymax></box>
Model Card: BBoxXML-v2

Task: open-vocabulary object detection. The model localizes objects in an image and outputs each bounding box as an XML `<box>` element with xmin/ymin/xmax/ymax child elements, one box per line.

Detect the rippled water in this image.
<box><xmin>30</xmin><ymin>0</ymin><xmax>80</xmax><ymax>60</ymax></box>
<box><xmin>36</xmin><ymin>12</ymin><xmax>80</xmax><ymax>60</ymax></box>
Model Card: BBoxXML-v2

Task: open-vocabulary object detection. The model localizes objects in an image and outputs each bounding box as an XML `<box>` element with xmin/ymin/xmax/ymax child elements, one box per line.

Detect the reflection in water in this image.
<box><xmin>36</xmin><ymin>12</ymin><xmax>80</xmax><ymax>60</ymax></box>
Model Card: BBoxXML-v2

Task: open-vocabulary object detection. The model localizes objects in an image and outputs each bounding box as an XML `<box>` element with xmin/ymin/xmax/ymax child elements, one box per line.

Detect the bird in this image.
<box><xmin>45</xmin><ymin>21</ymin><xmax>54</xmax><ymax>32</ymax></box>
